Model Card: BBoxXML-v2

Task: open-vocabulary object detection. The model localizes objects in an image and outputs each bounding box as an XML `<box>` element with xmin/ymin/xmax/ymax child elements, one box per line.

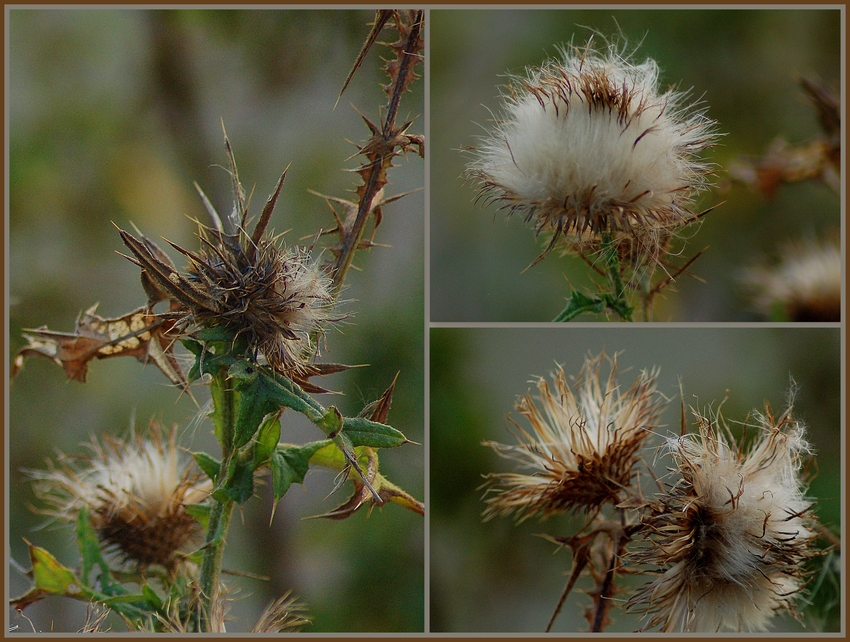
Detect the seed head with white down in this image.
<box><xmin>28</xmin><ymin>425</ymin><xmax>211</xmax><ymax>573</ymax></box>
<box><xmin>627</xmin><ymin>402</ymin><xmax>818</xmax><ymax>632</ymax></box>
<box><xmin>466</xmin><ymin>37</ymin><xmax>719</xmax><ymax>268</ymax></box>
<box><xmin>482</xmin><ymin>352</ymin><xmax>666</xmax><ymax>521</ymax></box>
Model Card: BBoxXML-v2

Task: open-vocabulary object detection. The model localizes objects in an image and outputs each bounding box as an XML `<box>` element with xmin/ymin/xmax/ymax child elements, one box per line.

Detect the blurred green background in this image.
<box><xmin>430</xmin><ymin>326</ymin><xmax>841</xmax><ymax>632</ymax></box>
<box><xmin>8</xmin><ymin>9</ymin><xmax>423</xmax><ymax>633</ymax></box>
<box><xmin>431</xmin><ymin>9</ymin><xmax>841</xmax><ymax>321</ymax></box>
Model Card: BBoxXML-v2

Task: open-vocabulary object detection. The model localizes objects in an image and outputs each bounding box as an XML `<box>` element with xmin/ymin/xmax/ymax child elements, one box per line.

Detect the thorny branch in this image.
<box><xmin>326</xmin><ymin>10</ymin><xmax>425</xmax><ymax>292</ymax></box>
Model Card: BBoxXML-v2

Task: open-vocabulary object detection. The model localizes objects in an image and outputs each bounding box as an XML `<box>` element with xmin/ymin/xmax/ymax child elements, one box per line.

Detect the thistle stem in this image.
<box><xmin>553</xmin><ymin>237</ymin><xmax>635</xmax><ymax>321</ymax></box>
<box><xmin>590</xmin><ymin>513</ymin><xmax>630</xmax><ymax>633</ymax></box>
<box><xmin>600</xmin><ymin>235</ymin><xmax>632</xmax><ymax>318</ymax></box>
<box><xmin>331</xmin><ymin>11</ymin><xmax>423</xmax><ymax>291</ymax></box>
<box><xmin>197</xmin><ymin>496</ymin><xmax>234</xmax><ymax>630</ymax></box>
<box><xmin>197</xmin><ymin>373</ymin><xmax>237</xmax><ymax>631</ymax></box>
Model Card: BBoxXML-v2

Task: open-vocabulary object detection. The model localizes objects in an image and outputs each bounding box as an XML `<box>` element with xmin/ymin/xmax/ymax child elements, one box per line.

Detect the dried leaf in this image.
<box><xmin>12</xmin><ymin>304</ymin><xmax>187</xmax><ymax>389</ymax></box>
<box><xmin>359</xmin><ymin>371</ymin><xmax>399</xmax><ymax>423</ymax></box>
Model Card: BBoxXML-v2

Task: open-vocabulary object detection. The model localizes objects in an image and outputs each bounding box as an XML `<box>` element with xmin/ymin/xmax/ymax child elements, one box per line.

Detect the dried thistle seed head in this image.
<box><xmin>627</xmin><ymin>403</ymin><xmax>818</xmax><ymax>632</ymax></box>
<box><xmin>119</xmin><ymin>142</ymin><xmax>337</xmax><ymax>377</ymax></box>
<box><xmin>482</xmin><ymin>352</ymin><xmax>665</xmax><ymax>521</ymax></box>
<box><xmin>182</xmin><ymin>236</ymin><xmax>335</xmax><ymax>374</ymax></box>
<box><xmin>741</xmin><ymin>235</ymin><xmax>841</xmax><ymax>322</ymax></box>
<box><xmin>465</xmin><ymin>36</ymin><xmax>718</xmax><ymax>269</ymax></box>
<box><xmin>28</xmin><ymin>424</ymin><xmax>210</xmax><ymax>572</ymax></box>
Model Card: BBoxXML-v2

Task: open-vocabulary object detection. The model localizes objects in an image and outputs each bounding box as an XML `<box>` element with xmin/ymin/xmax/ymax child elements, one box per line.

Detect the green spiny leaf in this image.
<box><xmin>141</xmin><ymin>584</ymin><xmax>164</xmax><ymax>611</ymax></box>
<box><xmin>271</xmin><ymin>440</ymin><xmax>331</xmax><ymax>504</ymax></box>
<box><xmin>342</xmin><ymin>416</ymin><xmax>408</xmax><ymax>448</ymax></box>
<box><xmin>193</xmin><ymin>452</ymin><xmax>221</xmax><ymax>483</ymax></box>
<box><xmin>215</xmin><ymin>459</ymin><xmax>255</xmax><ymax>504</ymax></box>
<box><xmin>254</xmin><ymin>413</ymin><xmax>282</xmax><ymax>468</ymax></box>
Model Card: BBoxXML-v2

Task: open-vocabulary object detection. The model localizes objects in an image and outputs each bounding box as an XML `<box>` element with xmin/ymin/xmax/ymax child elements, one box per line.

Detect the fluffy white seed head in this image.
<box><xmin>482</xmin><ymin>352</ymin><xmax>666</xmax><ymax>521</ymax></box>
<box><xmin>741</xmin><ymin>235</ymin><xmax>842</xmax><ymax>322</ymax></box>
<box><xmin>28</xmin><ymin>426</ymin><xmax>211</xmax><ymax>571</ymax></box>
<box><xmin>466</xmin><ymin>37</ymin><xmax>718</xmax><ymax>268</ymax></box>
<box><xmin>628</xmin><ymin>402</ymin><xmax>817</xmax><ymax>632</ymax></box>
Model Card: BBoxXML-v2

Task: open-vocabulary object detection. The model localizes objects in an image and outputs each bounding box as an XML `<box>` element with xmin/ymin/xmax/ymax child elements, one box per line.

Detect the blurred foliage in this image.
<box><xmin>430</xmin><ymin>9</ymin><xmax>840</xmax><ymax>321</ymax></box>
<box><xmin>429</xmin><ymin>327</ymin><xmax>840</xmax><ymax>632</ymax></box>
<box><xmin>9</xmin><ymin>9</ymin><xmax>423</xmax><ymax>632</ymax></box>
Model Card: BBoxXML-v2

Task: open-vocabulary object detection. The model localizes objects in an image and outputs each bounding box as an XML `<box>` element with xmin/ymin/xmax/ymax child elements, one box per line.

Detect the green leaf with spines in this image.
<box><xmin>193</xmin><ymin>452</ymin><xmax>221</xmax><ymax>483</ymax></box>
<box><xmin>342</xmin><ymin>416</ymin><xmax>408</xmax><ymax>448</ymax></box>
<box><xmin>271</xmin><ymin>440</ymin><xmax>331</xmax><ymax>503</ymax></box>
<box><xmin>141</xmin><ymin>584</ymin><xmax>164</xmax><ymax>611</ymax></box>
<box><xmin>214</xmin><ymin>459</ymin><xmax>255</xmax><ymax>504</ymax></box>
<box><xmin>254</xmin><ymin>413</ymin><xmax>282</xmax><ymax>468</ymax></box>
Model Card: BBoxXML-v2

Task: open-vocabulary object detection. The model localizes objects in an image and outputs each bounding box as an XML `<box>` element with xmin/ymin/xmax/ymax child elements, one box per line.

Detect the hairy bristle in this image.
<box><xmin>27</xmin><ymin>424</ymin><xmax>210</xmax><ymax>572</ymax></box>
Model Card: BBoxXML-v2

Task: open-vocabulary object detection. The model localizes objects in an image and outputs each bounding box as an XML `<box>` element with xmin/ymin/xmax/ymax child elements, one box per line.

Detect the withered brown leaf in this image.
<box><xmin>12</xmin><ymin>304</ymin><xmax>187</xmax><ymax>389</ymax></box>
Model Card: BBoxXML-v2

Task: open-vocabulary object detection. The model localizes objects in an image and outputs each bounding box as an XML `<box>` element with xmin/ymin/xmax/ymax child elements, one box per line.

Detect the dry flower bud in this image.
<box><xmin>119</xmin><ymin>141</ymin><xmax>337</xmax><ymax>377</ymax></box>
<box><xmin>482</xmin><ymin>352</ymin><xmax>665</xmax><ymax>520</ymax></box>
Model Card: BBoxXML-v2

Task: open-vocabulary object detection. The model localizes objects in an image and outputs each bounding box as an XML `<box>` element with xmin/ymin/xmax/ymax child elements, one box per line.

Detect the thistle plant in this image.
<box><xmin>465</xmin><ymin>36</ymin><xmax>719</xmax><ymax>321</ymax></box>
<box><xmin>627</xmin><ymin>403</ymin><xmax>818</xmax><ymax>632</ymax></box>
<box><xmin>483</xmin><ymin>352</ymin><xmax>834</xmax><ymax>632</ymax></box>
<box><xmin>11</xmin><ymin>10</ymin><xmax>424</xmax><ymax>633</ymax></box>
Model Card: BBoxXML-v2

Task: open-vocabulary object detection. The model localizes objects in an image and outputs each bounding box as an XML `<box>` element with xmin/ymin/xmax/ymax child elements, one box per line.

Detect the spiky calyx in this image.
<box><xmin>482</xmin><ymin>352</ymin><xmax>665</xmax><ymax>521</ymax></box>
<box><xmin>119</xmin><ymin>139</ymin><xmax>336</xmax><ymax>378</ymax></box>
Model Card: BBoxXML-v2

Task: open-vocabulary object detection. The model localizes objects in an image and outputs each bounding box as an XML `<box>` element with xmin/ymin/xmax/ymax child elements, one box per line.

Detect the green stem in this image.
<box><xmin>197</xmin><ymin>496</ymin><xmax>234</xmax><ymax>630</ymax></box>
<box><xmin>552</xmin><ymin>237</ymin><xmax>634</xmax><ymax>322</ymax></box>
<box><xmin>197</xmin><ymin>371</ymin><xmax>236</xmax><ymax>631</ymax></box>
<box><xmin>600</xmin><ymin>235</ymin><xmax>633</xmax><ymax>322</ymax></box>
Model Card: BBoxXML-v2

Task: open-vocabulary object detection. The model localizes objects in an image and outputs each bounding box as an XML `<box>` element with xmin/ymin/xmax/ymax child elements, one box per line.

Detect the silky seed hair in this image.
<box><xmin>482</xmin><ymin>352</ymin><xmax>666</xmax><ymax>521</ymax></box>
<box><xmin>627</xmin><ymin>402</ymin><xmax>818</xmax><ymax>632</ymax></box>
<box><xmin>465</xmin><ymin>35</ymin><xmax>718</xmax><ymax>271</ymax></box>
<box><xmin>27</xmin><ymin>425</ymin><xmax>210</xmax><ymax>573</ymax></box>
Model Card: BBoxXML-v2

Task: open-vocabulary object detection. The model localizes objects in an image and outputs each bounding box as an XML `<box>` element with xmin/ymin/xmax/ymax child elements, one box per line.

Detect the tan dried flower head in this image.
<box><xmin>741</xmin><ymin>235</ymin><xmax>841</xmax><ymax>322</ymax></box>
<box><xmin>628</xmin><ymin>402</ymin><xmax>818</xmax><ymax>632</ymax></box>
<box><xmin>28</xmin><ymin>424</ymin><xmax>210</xmax><ymax>572</ymax></box>
<box><xmin>119</xmin><ymin>139</ymin><xmax>336</xmax><ymax>377</ymax></box>
<box><xmin>466</xmin><ymin>36</ymin><xmax>718</xmax><ymax>269</ymax></box>
<box><xmin>482</xmin><ymin>352</ymin><xmax>665</xmax><ymax>521</ymax></box>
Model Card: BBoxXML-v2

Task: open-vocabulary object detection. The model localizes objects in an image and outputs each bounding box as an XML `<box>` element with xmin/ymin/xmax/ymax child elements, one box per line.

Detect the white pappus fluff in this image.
<box><xmin>466</xmin><ymin>37</ymin><xmax>718</xmax><ymax>265</ymax></box>
<box><xmin>628</xmin><ymin>402</ymin><xmax>818</xmax><ymax>632</ymax></box>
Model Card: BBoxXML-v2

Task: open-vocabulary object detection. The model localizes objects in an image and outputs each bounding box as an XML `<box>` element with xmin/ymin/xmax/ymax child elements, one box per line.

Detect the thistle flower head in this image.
<box><xmin>179</xmin><ymin>231</ymin><xmax>335</xmax><ymax>374</ymax></box>
<box><xmin>741</xmin><ymin>235</ymin><xmax>841</xmax><ymax>322</ymax></box>
<box><xmin>482</xmin><ymin>352</ymin><xmax>665</xmax><ymax>521</ymax></box>
<box><xmin>119</xmin><ymin>137</ymin><xmax>336</xmax><ymax>378</ymax></box>
<box><xmin>466</xmin><ymin>36</ymin><xmax>718</xmax><ymax>269</ymax></box>
<box><xmin>628</xmin><ymin>402</ymin><xmax>818</xmax><ymax>632</ymax></box>
<box><xmin>28</xmin><ymin>424</ymin><xmax>210</xmax><ymax>572</ymax></box>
